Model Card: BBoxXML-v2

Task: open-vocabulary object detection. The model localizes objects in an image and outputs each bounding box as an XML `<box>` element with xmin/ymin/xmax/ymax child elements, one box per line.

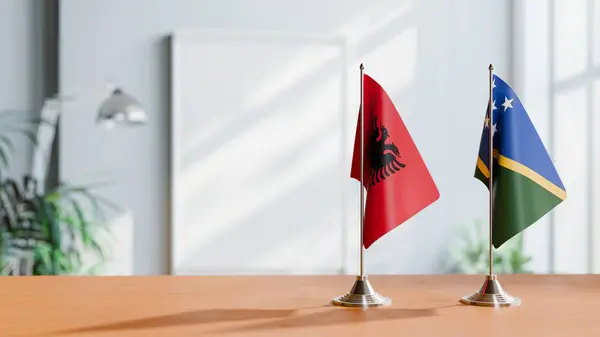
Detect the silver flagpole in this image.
<box><xmin>331</xmin><ymin>63</ymin><xmax>390</xmax><ymax>308</ymax></box>
<box><xmin>359</xmin><ymin>63</ymin><xmax>365</xmax><ymax>277</ymax></box>
<box><xmin>488</xmin><ymin>64</ymin><xmax>494</xmax><ymax>278</ymax></box>
<box><xmin>460</xmin><ymin>64</ymin><xmax>520</xmax><ymax>307</ymax></box>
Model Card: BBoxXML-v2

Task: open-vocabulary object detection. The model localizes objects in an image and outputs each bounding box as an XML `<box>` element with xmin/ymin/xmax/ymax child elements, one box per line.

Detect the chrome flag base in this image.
<box><xmin>460</xmin><ymin>274</ymin><xmax>521</xmax><ymax>307</ymax></box>
<box><xmin>331</xmin><ymin>275</ymin><xmax>391</xmax><ymax>308</ymax></box>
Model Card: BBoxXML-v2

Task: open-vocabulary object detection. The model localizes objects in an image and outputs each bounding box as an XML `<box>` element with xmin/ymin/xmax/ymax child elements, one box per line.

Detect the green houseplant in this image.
<box><xmin>445</xmin><ymin>219</ymin><xmax>533</xmax><ymax>274</ymax></box>
<box><xmin>0</xmin><ymin>110</ymin><xmax>117</xmax><ymax>275</ymax></box>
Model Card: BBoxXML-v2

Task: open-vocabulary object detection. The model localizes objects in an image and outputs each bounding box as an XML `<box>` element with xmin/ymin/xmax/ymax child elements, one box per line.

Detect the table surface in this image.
<box><xmin>2</xmin><ymin>275</ymin><xmax>599</xmax><ymax>337</ymax></box>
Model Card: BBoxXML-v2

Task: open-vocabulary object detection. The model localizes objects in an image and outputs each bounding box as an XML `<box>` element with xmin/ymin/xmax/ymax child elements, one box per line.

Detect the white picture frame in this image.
<box><xmin>169</xmin><ymin>29</ymin><xmax>351</xmax><ymax>275</ymax></box>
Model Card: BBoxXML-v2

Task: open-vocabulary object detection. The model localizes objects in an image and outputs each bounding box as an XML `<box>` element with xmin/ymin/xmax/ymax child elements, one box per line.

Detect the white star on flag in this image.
<box><xmin>492</xmin><ymin>123</ymin><xmax>498</xmax><ymax>137</ymax></box>
<box><xmin>502</xmin><ymin>96</ymin><xmax>514</xmax><ymax>111</ymax></box>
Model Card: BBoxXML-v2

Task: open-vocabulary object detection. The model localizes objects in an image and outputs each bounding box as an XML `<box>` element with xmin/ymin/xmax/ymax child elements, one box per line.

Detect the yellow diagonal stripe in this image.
<box><xmin>476</xmin><ymin>149</ymin><xmax>498</xmax><ymax>178</ymax></box>
<box><xmin>497</xmin><ymin>154</ymin><xmax>567</xmax><ymax>200</ymax></box>
<box><xmin>477</xmin><ymin>157</ymin><xmax>490</xmax><ymax>178</ymax></box>
<box><xmin>476</xmin><ymin>152</ymin><xmax>567</xmax><ymax>200</ymax></box>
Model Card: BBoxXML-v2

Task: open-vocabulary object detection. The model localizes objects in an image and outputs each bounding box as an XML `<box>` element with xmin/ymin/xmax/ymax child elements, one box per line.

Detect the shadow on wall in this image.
<box><xmin>174</xmin><ymin>39</ymin><xmax>347</xmax><ymax>273</ymax></box>
<box><xmin>172</xmin><ymin>1</ymin><xmax>424</xmax><ymax>275</ymax></box>
<box><xmin>170</xmin><ymin>0</ymin><xmax>508</xmax><ymax>275</ymax></box>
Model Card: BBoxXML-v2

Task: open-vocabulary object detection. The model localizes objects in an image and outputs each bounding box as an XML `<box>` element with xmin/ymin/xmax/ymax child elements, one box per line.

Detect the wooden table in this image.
<box><xmin>2</xmin><ymin>275</ymin><xmax>599</xmax><ymax>336</ymax></box>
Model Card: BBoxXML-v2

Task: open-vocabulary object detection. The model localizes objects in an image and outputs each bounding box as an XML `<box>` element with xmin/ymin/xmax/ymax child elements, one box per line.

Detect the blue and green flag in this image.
<box><xmin>475</xmin><ymin>75</ymin><xmax>566</xmax><ymax>248</ymax></box>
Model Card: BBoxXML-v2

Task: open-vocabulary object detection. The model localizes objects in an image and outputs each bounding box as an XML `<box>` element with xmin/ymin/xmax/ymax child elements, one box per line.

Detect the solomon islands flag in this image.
<box><xmin>475</xmin><ymin>74</ymin><xmax>566</xmax><ymax>248</ymax></box>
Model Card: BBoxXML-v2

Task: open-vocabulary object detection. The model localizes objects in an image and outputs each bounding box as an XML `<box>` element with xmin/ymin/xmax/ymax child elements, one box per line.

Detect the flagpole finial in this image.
<box><xmin>489</xmin><ymin>64</ymin><xmax>494</xmax><ymax>71</ymax></box>
<box><xmin>360</xmin><ymin>63</ymin><xmax>364</xmax><ymax>70</ymax></box>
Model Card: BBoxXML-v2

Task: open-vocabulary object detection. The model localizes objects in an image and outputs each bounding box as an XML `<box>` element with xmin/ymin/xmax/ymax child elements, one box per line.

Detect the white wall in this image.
<box><xmin>59</xmin><ymin>0</ymin><xmax>511</xmax><ymax>275</ymax></box>
<box><xmin>0</xmin><ymin>0</ymin><xmax>52</xmax><ymax>179</ymax></box>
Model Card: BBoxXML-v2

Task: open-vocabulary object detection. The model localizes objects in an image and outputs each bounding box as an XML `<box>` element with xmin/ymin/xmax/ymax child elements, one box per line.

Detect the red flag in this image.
<box><xmin>351</xmin><ymin>74</ymin><xmax>439</xmax><ymax>249</ymax></box>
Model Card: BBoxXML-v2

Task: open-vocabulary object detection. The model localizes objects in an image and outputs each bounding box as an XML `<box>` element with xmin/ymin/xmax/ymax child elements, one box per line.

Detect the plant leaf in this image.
<box><xmin>447</xmin><ymin>220</ymin><xmax>533</xmax><ymax>274</ymax></box>
<box><xmin>34</xmin><ymin>243</ymin><xmax>53</xmax><ymax>273</ymax></box>
<box><xmin>0</xmin><ymin>129</ymin><xmax>38</xmax><ymax>146</ymax></box>
<box><xmin>37</xmin><ymin>198</ymin><xmax>61</xmax><ymax>274</ymax></box>
<box><xmin>0</xmin><ymin>135</ymin><xmax>16</xmax><ymax>154</ymax></box>
<box><xmin>0</xmin><ymin>175</ymin><xmax>117</xmax><ymax>275</ymax></box>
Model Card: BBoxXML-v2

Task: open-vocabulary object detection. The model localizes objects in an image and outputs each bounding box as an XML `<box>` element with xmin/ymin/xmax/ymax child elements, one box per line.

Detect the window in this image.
<box><xmin>516</xmin><ymin>0</ymin><xmax>599</xmax><ymax>274</ymax></box>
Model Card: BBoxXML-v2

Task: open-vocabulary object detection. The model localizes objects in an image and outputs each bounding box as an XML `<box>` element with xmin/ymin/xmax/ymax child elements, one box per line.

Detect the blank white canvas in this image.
<box><xmin>170</xmin><ymin>30</ymin><xmax>348</xmax><ymax>275</ymax></box>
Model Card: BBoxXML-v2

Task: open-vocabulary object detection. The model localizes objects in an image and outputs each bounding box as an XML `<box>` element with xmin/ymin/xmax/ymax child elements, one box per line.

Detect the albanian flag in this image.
<box><xmin>351</xmin><ymin>74</ymin><xmax>439</xmax><ymax>249</ymax></box>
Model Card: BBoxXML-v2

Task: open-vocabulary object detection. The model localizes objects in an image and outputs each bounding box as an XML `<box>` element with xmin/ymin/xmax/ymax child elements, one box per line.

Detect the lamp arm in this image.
<box><xmin>31</xmin><ymin>99</ymin><xmax>62</xmax><ymax>192</ymax></box>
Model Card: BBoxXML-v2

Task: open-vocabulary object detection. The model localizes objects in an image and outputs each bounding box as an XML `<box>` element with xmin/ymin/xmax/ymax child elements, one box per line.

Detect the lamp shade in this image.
<box><xmin>96</xmin><ymin>88</ymin><xmax>147</xmax><ymax>127</ymax></box>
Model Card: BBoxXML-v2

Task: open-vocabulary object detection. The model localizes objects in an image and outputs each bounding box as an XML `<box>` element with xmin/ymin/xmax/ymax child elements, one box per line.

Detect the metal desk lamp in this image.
<box><xmin>96</xmin><ymin>87</ymin><xmax>147</xmax><ymax>128</ymax></box>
